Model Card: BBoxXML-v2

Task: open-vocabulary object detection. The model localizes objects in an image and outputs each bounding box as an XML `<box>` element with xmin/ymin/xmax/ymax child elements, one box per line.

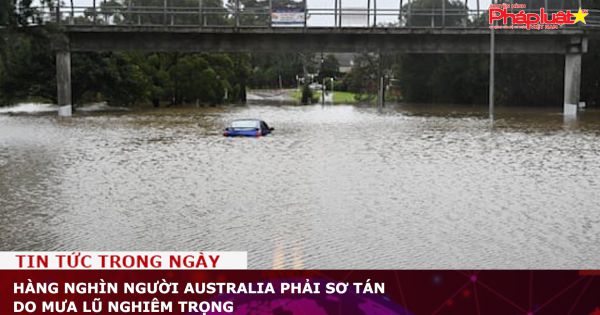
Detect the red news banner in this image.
<box><xmin>1</xmin><ymin>252</ymin><xmax>600</xmax><ymax>315</ymax></box>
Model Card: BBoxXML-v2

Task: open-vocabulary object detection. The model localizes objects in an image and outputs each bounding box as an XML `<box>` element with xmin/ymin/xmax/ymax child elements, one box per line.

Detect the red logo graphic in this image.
<box><xmin>488</xmin><ymin>3</ymin><xmax>588</xmax><ymax>30</ymax></box>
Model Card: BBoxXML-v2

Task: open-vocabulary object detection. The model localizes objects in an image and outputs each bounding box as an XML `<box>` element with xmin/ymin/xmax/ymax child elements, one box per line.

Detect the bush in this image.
<box><xmin>333</xmin><ymin>80</ymin><xmax>348</xmax><ymax>92</ymax></box>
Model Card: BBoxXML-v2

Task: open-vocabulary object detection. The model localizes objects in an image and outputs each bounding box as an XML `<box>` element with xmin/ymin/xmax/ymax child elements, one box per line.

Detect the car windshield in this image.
<box><xmin>230</xmin><ymin>120</ymin><xmax>259</xmax><ymax>129</ymax></box>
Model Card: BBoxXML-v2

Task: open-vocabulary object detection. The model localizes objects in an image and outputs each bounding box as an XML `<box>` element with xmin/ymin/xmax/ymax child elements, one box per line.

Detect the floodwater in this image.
<box><xmin>1</xmin><ymin>102</ymin><xmax>599</xmax><ymax>269</ymax></box>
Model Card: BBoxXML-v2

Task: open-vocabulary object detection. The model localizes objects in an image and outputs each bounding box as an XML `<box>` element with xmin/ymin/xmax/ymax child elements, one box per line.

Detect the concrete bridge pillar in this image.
<box><xmin>56</xmin><ymin>50</ymin><xmax>72</xmax><ymax>117</ymax></box>
<box><xmin>563</xmin><ymin>35</ymin><xmax>587</xmax><ymax>118</ymax></box>
<box><xmin>563</xmin><ymin>53</ymin><xmax>581</xmax><ymax>117</ymax></box>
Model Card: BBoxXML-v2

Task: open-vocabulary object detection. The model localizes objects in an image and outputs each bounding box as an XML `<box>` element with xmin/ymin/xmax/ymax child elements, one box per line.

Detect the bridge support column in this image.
<box><xmin>56</xmin><ymin>50</ymin><xmax>72</xmax><ymax>117</ymax></box>
<box><xmin>563</xmin><ymin>53</ymin><xmax>581</xmax><ymax>117</ymax></box>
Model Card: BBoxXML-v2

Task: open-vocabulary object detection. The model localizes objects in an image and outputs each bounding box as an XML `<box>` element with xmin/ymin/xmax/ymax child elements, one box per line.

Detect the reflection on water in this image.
<box><xmin>1</xmin><ymin>103</ymin><xmax>600</xmax><ymax>268</ymax></box>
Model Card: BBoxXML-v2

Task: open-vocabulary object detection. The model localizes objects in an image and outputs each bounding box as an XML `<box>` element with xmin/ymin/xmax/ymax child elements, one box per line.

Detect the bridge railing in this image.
<box><xmin>25</xmin><ymin>0</ymin><xmax>600</xmax><ymax>29</ymax></box>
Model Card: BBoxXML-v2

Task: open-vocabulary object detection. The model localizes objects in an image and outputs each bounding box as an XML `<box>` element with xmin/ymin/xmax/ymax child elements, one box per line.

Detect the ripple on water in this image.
<box><xmin>1</xmin><ymin>105</ymin><xmax>600</xmax><ymax>268</ymax></box>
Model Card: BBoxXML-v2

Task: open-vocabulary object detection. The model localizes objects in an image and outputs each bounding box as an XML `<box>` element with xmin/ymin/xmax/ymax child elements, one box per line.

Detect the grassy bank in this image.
<box><xmin>331</xmin><ymin>91</ymin><xmax>358</xmax><ymax>103</ymax></box>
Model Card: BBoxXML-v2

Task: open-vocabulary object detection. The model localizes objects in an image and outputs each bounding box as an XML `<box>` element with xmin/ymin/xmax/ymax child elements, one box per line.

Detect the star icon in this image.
<box><xmin>573</xmin><ymin>8</ymin><xmax>589</xmax><ymax>24</ymax></box>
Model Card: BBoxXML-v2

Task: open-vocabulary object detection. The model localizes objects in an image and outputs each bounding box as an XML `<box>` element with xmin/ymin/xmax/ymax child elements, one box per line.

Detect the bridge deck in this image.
<box><xmin>62</xmin><ymin>26</ymin><xmax>588</xmax><ymax>54</ymax></box>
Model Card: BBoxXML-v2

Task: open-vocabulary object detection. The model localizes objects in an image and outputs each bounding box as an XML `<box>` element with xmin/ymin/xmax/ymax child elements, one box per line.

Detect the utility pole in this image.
<box><xmin>377</xmin><ymin>53</ymin><xmax>385</xmax><ymax>109</ymax></box>
<box><xmin>331</xmin><ymin>78</ymin><xmax>335</xmax><ymax>105</ymax></box>
<box><xmin>321</xmin><ymin>53</ymin><xmax>325</xmax><ymax>105</ymax></box>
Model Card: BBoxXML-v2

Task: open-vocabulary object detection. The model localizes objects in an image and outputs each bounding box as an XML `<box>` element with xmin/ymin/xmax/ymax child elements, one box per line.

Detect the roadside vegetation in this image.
<box><xmin>332</xmin><ymin>91</ymin><xmax>359</xmax><ymax>104</ymax></box>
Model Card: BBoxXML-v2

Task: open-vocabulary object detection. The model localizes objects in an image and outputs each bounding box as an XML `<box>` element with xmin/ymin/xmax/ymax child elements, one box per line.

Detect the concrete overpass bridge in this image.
<box><xmin>27</xmin><ymin>0</ymin><xmax>600</xmax><ymax>116</ymax></box>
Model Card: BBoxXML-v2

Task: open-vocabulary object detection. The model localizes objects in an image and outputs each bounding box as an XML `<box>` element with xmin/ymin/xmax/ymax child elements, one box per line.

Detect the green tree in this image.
<box><xmin>136</xmin><ymin>53</ymin><xmax>175</xmax><ymax>106</ymax></box>
<box><xmin>342</xmin><ymin>53</ymin><xmax>380</xmax><ymax>101</ymax></box>
<box><xmin>248</xmin><ymin>53</ymin><xmax>311</xmax><ymax>89</ymax></box>
<box><xmin>582</xmin><ymin>39</ymin><xmax>600</xmax><ymax>106</ymax></box>
<box><xmin>227</xmin><ymin>0</ymin><xmax>269</xmax><ymax>27</ymax></box>
<box><xmin>403</xmin><ymin>0</ymin><xmax>467</xmax><ymax>27</ymax></box>
<box><xmin>229</xmin><ymin>53</ymin><xmax>251</xmax><ymax>102</ymax></box>
<box><xmin>319</xmin><ymin>54</ymin><xmax>340</xmax><ymax>80</ymax></box>
<box><xmin>102</xmin><ymin>53</ymin><xmax>152</xmax><ymax>106</ymax></box>
<box><xmin>0</xmin><ymin>0</ymin><xmax>13</xmax><ymax>26</ymax></box>
<box><xmin>0</xmin><ymin>29</ymin><xmax>55</xmax><ymax>104</ymax></box>
<box><xmin>165</xmin><ymin>53</ymin><xmax>236</xmax><ymax>105</ymax></box>
<box><xmin>394</xmin><ymin>54</ymin><xmax>489</xmax><ymax>104</ymax></box>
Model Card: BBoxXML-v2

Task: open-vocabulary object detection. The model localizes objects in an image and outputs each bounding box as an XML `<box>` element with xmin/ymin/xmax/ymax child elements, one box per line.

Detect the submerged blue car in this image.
<box><xmin>223</xmin><ymin>119</ymin><xmax>274</xmax><ymax>137</ymax></box>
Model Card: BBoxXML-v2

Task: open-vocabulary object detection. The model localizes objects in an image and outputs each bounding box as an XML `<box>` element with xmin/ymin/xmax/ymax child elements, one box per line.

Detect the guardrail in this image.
<box><xmin>19</xmin><ymin>0</ymin><xmax>600</xmax><ymax>29</ymax></box>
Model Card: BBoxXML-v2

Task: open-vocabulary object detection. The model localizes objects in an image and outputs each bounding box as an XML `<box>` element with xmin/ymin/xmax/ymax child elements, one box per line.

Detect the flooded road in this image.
<box><xmin>1</xmin><ymin>103</ymin><xmax>599</xmax><ymax>268</ymax></box>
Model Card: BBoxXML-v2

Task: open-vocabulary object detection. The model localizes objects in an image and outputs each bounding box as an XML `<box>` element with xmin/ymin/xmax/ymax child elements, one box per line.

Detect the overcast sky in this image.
<box><xmin>37</xmin><ymin>0</ymin><xmax>495</xmax><ymax>26</ymax></box>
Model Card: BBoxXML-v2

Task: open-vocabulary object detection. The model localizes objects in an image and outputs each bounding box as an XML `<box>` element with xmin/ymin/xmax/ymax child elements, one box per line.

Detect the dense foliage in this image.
<box><xmin>0</xmin><ymin>27</ymin><xmax>56</xmax><ymax>103</ymax></box>
<box><xmin>0</xmin><ymin>36</ymin><xmax>254</xmax><ymax>106</ymax></box>
<box><xmin>0</xmin><ymin>0</ymin><xmax>316</xmax><ymax>106</ymax></box>
<box><xmin>247</xmin><ymin>53</ymin><xmax>308</xmax><ymax>89</ymax></box>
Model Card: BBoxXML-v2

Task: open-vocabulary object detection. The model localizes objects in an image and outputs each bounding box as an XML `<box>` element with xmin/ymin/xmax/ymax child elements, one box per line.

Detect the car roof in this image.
<box><xmin>231</xmin><ymin>119</ymin><xmax>265</xmax><ymax>124</ymax></box>
<box><xmin>232</xmin><ymin>119</ymin><xmax>263</xmax><ymax>122</ymax></box>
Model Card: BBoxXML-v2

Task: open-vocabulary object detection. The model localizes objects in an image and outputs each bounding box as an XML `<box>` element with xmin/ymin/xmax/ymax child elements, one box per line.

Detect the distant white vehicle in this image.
<box><xmin>309</xmin><ymin>83</ymin><xmax>323</xmax><ymax>90</ymax></box>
